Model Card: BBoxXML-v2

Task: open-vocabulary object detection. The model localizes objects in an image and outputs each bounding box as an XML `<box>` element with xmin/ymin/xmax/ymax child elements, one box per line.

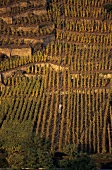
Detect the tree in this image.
<box><xmin>58</xmin><ymin>144</ymin><xmax>96</xmax><ymax>170</ymax></box>
<box><xmin>0</xmin><ymin>121</ymin><xmax>55</xmax><ymax>169</ymax></box>
<box><xmin>0</xmin><ymin>138</ymin><xmax>8</xmax><ymax>168</ymax></box>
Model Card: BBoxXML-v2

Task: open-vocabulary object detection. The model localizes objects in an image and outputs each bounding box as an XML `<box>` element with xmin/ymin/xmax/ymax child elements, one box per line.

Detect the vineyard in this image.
<box><xmin>0</xmin><ymin>0</ymin><xmax>55</xmax><ymax>57</ymax></box>
<box><xmin>0</xmin><ymin>0</ymin><xmax>112</xmax><ymax>154</ymax></box>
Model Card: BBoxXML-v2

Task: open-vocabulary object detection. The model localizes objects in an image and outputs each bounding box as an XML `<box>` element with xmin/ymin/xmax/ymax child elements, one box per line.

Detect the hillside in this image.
<box><xmin>0</xmin><ymin>0</ymin><xmax>112</xmax><ymax>154</ymax></box>
<box><xmin>0</xmin><ymin>0</ymin><xmax>55</xmax><ymax>57</ymax></box>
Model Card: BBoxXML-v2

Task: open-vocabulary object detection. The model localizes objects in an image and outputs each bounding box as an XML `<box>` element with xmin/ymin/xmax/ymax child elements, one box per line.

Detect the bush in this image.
<box><xmin>0</xmin><ymin>121</ymin><xmax>55</xmax><ymax>169</ymax></box>
<box><xmin>59</xmin><ymin>154</ymin><xmax>96</xmax><ymax>170</ymax></box>
<box><xmin>58</xmin><ymin>145</ymin><xmax>96</xmax><ymax>170</ymax></box>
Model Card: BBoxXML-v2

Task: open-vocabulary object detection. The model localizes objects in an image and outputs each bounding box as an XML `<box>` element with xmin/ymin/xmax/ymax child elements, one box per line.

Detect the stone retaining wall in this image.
<box><xmin>11</xmin><ymin>48</ymin><xmax>31</xmax><ymax>57</ymax></box>
<box><xmin>13</xmin><ymin>8</ymin><xmax>46</xmax><ymax>19</ymax></box>
<box><xmin>33</xmin><ymin>9</ymin><xmax>47</xmax><ymax>15</ymax></box>
<box><xmin>0</xmin><ymin>47</ymin><xmax>31</xmax><ymax>57</ymax></box>
<box><xmin>15</xmin><ymin>26</ymin><xmax>39</xmax><ymax>32</ymax></box>
<box><xmin>0</xmin><ymin>7</ymin><xmax>10</xmax><ymax>14</ymax></box>
<box><xmin>0</xmin><ymin>16</ymin><xmax>12</xmax><ymax>24</ymax></box>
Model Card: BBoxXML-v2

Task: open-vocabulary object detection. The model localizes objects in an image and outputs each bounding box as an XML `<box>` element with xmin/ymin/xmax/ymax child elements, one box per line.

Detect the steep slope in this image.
<box><xmin>0</xmin><ymin>0</ymin><xmax>112</xmax><ymax>153</ymax></box>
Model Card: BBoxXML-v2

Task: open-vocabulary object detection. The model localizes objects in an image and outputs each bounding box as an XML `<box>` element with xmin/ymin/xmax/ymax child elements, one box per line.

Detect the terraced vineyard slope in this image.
<box><xmin>0</xmin><ymin>0</ymin><xmax>112</xmax><ymax>153</ymax></box>
<box><xmin>0</xmin><ymin>0</ymin><xmax>55</xmax><ymax>57</ymax></box>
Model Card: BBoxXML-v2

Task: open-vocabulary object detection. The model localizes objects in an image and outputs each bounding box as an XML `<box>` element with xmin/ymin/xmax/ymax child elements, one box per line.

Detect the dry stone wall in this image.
<box><xmin>23</xmin><ymin>38</ymin><xmax>43</xmax><ymax>44</ymax></box>
<box><xmin>0</xmin><ymin>0</ymin><xmax>54</xmax><ymax>57</ymax></box>
<box><xmin>13</xmin><ymin>8</ymin><xmax>47</xmax><ymax>19</ymax></box>
<box><xmin>0</xmin><ymin>16</ymin><xmax>12</xmax><ymax>24</ymax></box>
<box><xmin>33</xmin><ymin>9</ymin><xmax>47</xmax><ymax>15</ymax></box>
<box><xmin>0</xmin><ymin>47</ymin><xmax>31</xmax><ymax>57</ymax></box>
<box><xmin>0</xmin><ymin>7</ymin><xmax>10</xmax><ymax>14</ymax></box>
<box><xmin>0</xmin><ymin>48</ymin><xmax>11</xmax><ymax>57</ymax></box>
<box><xmin>15</xmin><ymin>26</ymin><xmax>39</xmax><ymax>32</ymax></box>
<box><xmin>11</xmin><ymin>47</ymin><xmax>31</xmax><ymax>57</ymax></box>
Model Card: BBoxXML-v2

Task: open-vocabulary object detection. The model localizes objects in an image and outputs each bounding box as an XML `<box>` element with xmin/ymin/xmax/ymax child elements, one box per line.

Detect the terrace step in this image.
<box><xmin>0</xmin><ymin>46</ymin><xmax>31</xmax><ymax>57</ymax></box>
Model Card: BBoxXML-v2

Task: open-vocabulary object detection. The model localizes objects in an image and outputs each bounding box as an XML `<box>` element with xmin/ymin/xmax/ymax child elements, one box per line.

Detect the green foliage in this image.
<box><xmin>59</xmin><ymin>155</ymin><xmax>96</xmax><ymax>170</ymax></box>
<box><xmin>0</xmin><ymin>158</ymin><xmax>8</xmax><ymax>168</ymax></box>
<box><xmin>59</xmin><ymin>144</ymin><xmax>96</xmax><ymax>170</ymax></box>
<box><xmin>6</xmin><ymin>153</ymin><xmax>25</xmax><ymax>169</ymax></box>
<box><xmin>103</xmin><ymin>3</ymin><xmax>112</xmax><ymax>12</ymax></box>
<box><xmin>0</xmin><ymin>138</ymin><xmax>8</xmax><ymax>168</ymax></box>
<box><xmin>24</xmin><ymin>136</ymin><xmax>55</xmax><ymax>169</ymax></box>
<box><xmin>0</xmin><ymin>121</ymin><xmax>55</xmax><ymax>169</ymax></box>
<box><xmin>61</xmin><ymin>144</ymin><xmax>78</xmax><ymax>159</ymax></box>
<box><xmin>0</xmin><ymin>121</ymin><xmax>32</xmax><ymax>153</ymax></box>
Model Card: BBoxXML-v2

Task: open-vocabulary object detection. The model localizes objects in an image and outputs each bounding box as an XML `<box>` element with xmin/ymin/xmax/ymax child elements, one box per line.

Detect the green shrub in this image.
<box><xmin>58</xmin><ymin>145</ymin><xmax>96</xmax><ymax>170</ymax></box>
